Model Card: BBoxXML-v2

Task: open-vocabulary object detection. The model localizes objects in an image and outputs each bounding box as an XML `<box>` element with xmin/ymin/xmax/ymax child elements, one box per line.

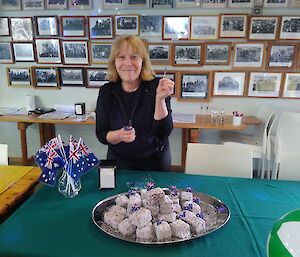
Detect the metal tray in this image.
<box><xmin>92</xmin><ymin>189</ymin><xmax>230</xmax><ymax>244</ymax></box>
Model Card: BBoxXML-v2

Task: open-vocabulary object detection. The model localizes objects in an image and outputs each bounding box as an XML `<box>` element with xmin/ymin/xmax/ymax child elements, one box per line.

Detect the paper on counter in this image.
<box><xmin>53</xmin><ymin>104</ymin><xmax>75</xmax><ymax>113</ymax></box>
<box><xmin>173</xmin><ymin>113</ymin><xmax>196</xmax><ymax>123</ymax></box>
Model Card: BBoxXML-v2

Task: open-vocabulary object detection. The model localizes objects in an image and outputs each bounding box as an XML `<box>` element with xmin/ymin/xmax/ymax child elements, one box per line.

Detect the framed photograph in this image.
<box><xmin>115</xmin><ymin>15</ymin><xmax>139</xmax><ymax>36</ymax></box>
<box><xmin>86</xmin><ymin>68</ymin><xmax>109</xmax><ymax>88</ymax></box>
<box><xmin>61</xmin><ymin>16</ymin><xmax>86</xmax><ymax>37</ymax></box>
<box><xmin>279</xmin><ymin>16</ymin><xmax>300</xmax><ymax>40</ymax></box>
<box><xmin>172</xmin><ymin>43</ymin><xmax>202</xmax><ymax>66</ymax></box>
<box><xmin>178</xmin><ymin>71</ymin><xmax>211</xmax><ymax>102</ymax></box>
<box><xmin>233</xmin><ymin>43</ymin><xmax>265</xmax><ymax>68</ymax></box>
<box><xmin>33</xmin><ymin>67</ymin><xmax>59</xmax><ymax>88</ymax></box>
<box><xmin>35</xmin><ymin>16</ymin><xmax>59</xmax><ymax>37</ymax></box>
<box><xmin>282</xmin><ymin>72</ymin><xmax>300</xmax><ymax>98</ymax></box>
<box><xmin>88</xmin><ymin>16</ymin><xmax>113</xmax><ymax>39</ymax></box>
<box><xmin>148</xmin><ymin>43</ymin><xmax>171</xmax><ymax>65</ymax></box>
<box><xmin>89</xmin><ymin>42</ymin><xmax>111</xmax><ymax>64</ymax></box>
<box><xmin>266</xmin><ymin>43</ymin><xmax>297</xmax><ymax>69</ymax></box>
<box><xmin>175</xmin><ymin>0</ymin><xmax>200</xmax><ymax>8</ymax></box>
<box><xmin>150</xmin><ymin>0</ymin><xmax>174</xmax><ymax>8</ymax></box>
<box><xmin>68</xmin><ymin>0</ymin><xmax>93</xmax><ymax>9</ymax></box>
<box><xmin>103</xmin><ymin>0</ymin><xmax>126</xmax><ymax>9</ymax></box>
<box><xmin>35</xmin><ymin>38</ymin><xmax>62</xmax><ymax>64</ymax></box>
<box><xmin>155</xmin><ymin>70</ymin><xmax>176</xmax><ymax>97</ymax></box>
<box><xmin>228</xmin><ymin>0</ymin><xmax>253</xmax><ymax>8</ymax></box>
<box><xmin>263</xmin><ymin>0</ymin><xmax>289</xmax><ymax>7</ymax></box>
<box><xmin>163</xmin><ymin>16</ymin><xmax>190</xmax><ymax>40</ymax></box>
<box><xmin>248</xmin><ymin>72</ymin><xmax>282</xmax><ymax>97</ymax></box>
<box><xmin>59</xmin><ymin>67</ymin><xmax>84</xmax><ymax>87</ymax></box>
<box><xmin>249</xmin><ymin>16</ymin><xmax>279</xmax><ymax>40</ymax></box>
<box><xmin>219</xmin><ymin>14</ymin><xmax>248</xmax><ymax>38</ymax></box>
<box><xmin>7</xmin><ymin>67</ymin><xmax>32</xmax><ymax>87</ymax></box>
<box><xmin>291</xmin><ymin>0</ymin><xmax>300</xmax><ymax>7</ymax></box>
<box><xmin>13</xmin><ymin>42</ymin><xmax>35</xmax><ymax>62</ymax></box>
<box><xmin>22</xmin><ymin>0</ymin><xmax>44</xmax><ymax>10</ymax></box>
<box><xmin>201</xmin><ymin>0</ymin><xmax>227</xmax><ymax>8</ymax></box>
<box><xmin>204</xmin><ymin>42</ymin><xmax>231</xmax><ymax>65</ymax></box>
<box><xmin>0</xmin><ymin>17</ymin><xmax>10</xmax><ymax>36</ymax></box>
<box><xmin>213</xmin><ymin>71</ymin><xmax>246</xmax><ymax>96</ymax></box>
<box><xmin>127</xmin><ymin>0</ymin><xmax>149</xmax><ymax>8</ymax></box>
<box><xmin>0</xmin><ymin>43</ymin><xmax>14</xmax><ymax>63</ymax></box>
<box><xmin>45</xmin><ymin>0</ymin><xmax>67</xmax><ymax>9</ymax></box>
<box><xmin>190</xmin><ymin>16</ymin><xmax>219</xmax><ymax>40</ymax></box>
<box><xmin>0</xmin><ymin>0</ymin><xmax>21</xmax><ymax>10</ymax></box>
<box><xmin>10</xmin><ymin>17</ymin><xmax>33</xmax><ymax>41</ymax></box>
<box><xmin>62</xmin><ymin>40</ymin><xmax>89</xmax><ymax>65</ymax></box>
<box><xmin>140</xmin><ymin>15</ymin><xmax>162</xmax><ymax>38</ymax></box>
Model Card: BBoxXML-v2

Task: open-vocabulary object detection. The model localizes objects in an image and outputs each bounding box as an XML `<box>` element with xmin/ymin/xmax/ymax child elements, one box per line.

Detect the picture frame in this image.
<box><xmin>178</xmin><ymin>71</ymin><xmax>211</xmax><ymax>102</ymax></box>
<box><xmin>0</xmin><ymin>17</ymin><xmax>10</xmax><ymax>36</ymax></box>
<box><xmin>7</xmin><ymin>67</ymin><xmax>32</xmax><ymax>87</ymax></box>
<box><xmin>45</xmin><ymin>0</ymin><xmax>67</xmax><ymax>9</ymax></box>
<box><xmin>0</xmin><ymin>0</ymin><xmax>21</xmax><ymax>10</ymax></box>
<box><xmin>21</xmin><ymin>0</ymin><xmax>44</xmax><ymax>10</ymax></box>
<box><xmin>201</xmin><ymin>0</ymin><xmax>227</xmax><ymax>8</ymax></box>
<box><xmin>115</xmin><ymin>15</ymin><xmax>139</xmax><ymax>36</ymax></box>
<box><xmin>227</xmin><ymin>0</ymin><xmax>253</xmax><ymax>8</ymax></box>
<box><xmin>213</xmin><ymin>71</ymin><xmax>246</xmax><ymax>96</ymax></box>
<box><xmin>172</xmin><ymin>43</ymin><xmax>202</xmax><ymax>66</ymax></box>
<box><xmin>290</xmin><ymin>0</ymin><xmax>300</xmax><ymax>7</ymax></box>
<box><xmin>35</xmin><ymin>16</ymin><xmax>59</xmax><ymax>37</ymax></box>
<box><xmin>89</xmin><ymin>42</ymin><xmax>111</xmax><ymax>64</ymax></box>
<box><xmin>150</xmin><ymin>0</ymin><xmax>174</xmax><ymax>8</ymax></box>
<box><xmin>103</xmin><ymin>0</ymin><xmax>126</xmax><ymax>9</ymax></box>
<box><xmin>233</xmin><ymin>43</ymin><xmax>265</xmax><ymax>68</ymax></box>
<box><xmin>10</xmin><ymin>17</ymin><xmax>33</xmax><ymax>41</ymax></box>
<box><xmin>140</xmin><ymin>15</ymin><xmax>162</xmax><ymax>38</ymax></box>
<box><xmin>68</xmin><ymin>0</ymin><xmax>93</xmax><ymax>9</ymax></box>
<box><xmin>13</xmin><ymin>42</ymin><xmax>35</xmax><ymax>62</ymax></box>
<box><xmin>59</xmin><ymin>67</ymin><xmax>85</xmax><ymax>87</ymax></box>
<box><xmin>175</xmin><ymin>0</ymin><xmax>200</xmax><ymax>8</ymax></box>
<box><xmin>126</xmin><ymin>0</ymin><xmax>149</xmax><ymax>8</ymax></box>
<box><xmin>282</xmin><ymin>72</ymin><xmax>300</xmax><ymax>98</ymax></box>
<box><xmin>148</xmin><ymin>43</ymin><xmax>171</xmax><ymax>65</ymax></box>
<box><xmin>219</xmin><ymin>14</ymin><xmax>248</xmax><ymax>38</ymax></box>
<box><xmin>62</xmin><ymin>40</ymin><xmax>89</xmax><ymax>65</ymax></box>
<box><xmin>0</xmin><ymin>42</ymin><xmax>14</xmax><ymax>64</ymax></box>
<box><xmin>86</xmin><ymin>68</ymin><xmax>109</xmax><ymax>88</ymax></box>
<box><xmin>35</xmin><ymin>38</ymin><xmax>62</xmax><ymax>64</ymax></box>
<box><xmin>33</xmin><ymin>66</ymin><xmax>60</xmax><ymax>89</ymax></box>
<box><xmin>263</xmin><ymin>0</ymin><xmax>289</xmax><ymax>7</ymax></box>
<box><xmin>163</xmin><ymin>16</ymin><xmax>190</xmax><ymax>40</ymax></box>
<box><xmin>266</xmin><ymin>43</ymin><xmax>297</xmax><ymax>70</ymax></box>
<box><xmin>247</xmin><ymin>72</ymin><xmax>282</xmax><ymax>97</ymax></box>
<box><xmin>88</xmin><ymin>16</ymin><xmax>113</xmax><ymax>39</ymax></box>
<box><xmin>279</xmin><ymin>16</ymin><xmax>300</xmax><ymax>40</ymax></box>
<box><xmin>155</xmin><ymin>70</ymin><xmax>176</xmax><ymax>96</ymax></box>
<box><xmin>204</xmin><ymin>42</ymin><xmax>231</xmax><ymax>65</ymax></box>
<box><xmin>249</xmin><ymin>16</ymin><xmax>279</xmax><ymax>40</ymax></box>
<box><xmin>190</xmin><ymin>16</ymin><xmax>219</xmax><ymax>40</ymax></box>
<box><xmin>61</xmin><ymin>16</ymin><xmax>86</xmax><ymax>38</ymax></box>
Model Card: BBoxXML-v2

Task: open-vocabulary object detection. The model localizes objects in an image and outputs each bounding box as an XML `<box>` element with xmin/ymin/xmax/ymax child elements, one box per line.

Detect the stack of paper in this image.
<box><xmin>173</xmin><ymin>113</ymin><xmax>196</xmax><ymax>123</ymax></box>
<box><xmin>38</xmin><ymin>111</ymin><xmax>73</xmax><ymax>120</ymax></box>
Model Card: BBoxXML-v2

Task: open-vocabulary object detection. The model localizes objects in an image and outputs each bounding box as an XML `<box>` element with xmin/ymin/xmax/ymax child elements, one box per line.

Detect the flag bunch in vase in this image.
<box><xmin>34</xmin><ymin>135</ymin><xmax>100</xmax><ymax>198</ymax></box>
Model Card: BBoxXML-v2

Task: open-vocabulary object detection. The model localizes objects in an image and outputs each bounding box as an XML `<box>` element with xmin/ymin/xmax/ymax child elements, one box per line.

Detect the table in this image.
<box><xmin>0</xmin><ymin>114</ymin><xmax>261</xmax><ymax>170</ymax></box>
<box><xmin>0</xmin><ymin>169</ymin><xmax>299</xmax><ymax>257</ymax></box>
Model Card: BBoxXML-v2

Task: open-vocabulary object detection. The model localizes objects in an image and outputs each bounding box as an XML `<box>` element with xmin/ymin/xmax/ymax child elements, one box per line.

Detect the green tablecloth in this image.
<box><xmin>0</xmin><ymin>169</ymin><xmax>300</xmax><ymax>257</ymax></box>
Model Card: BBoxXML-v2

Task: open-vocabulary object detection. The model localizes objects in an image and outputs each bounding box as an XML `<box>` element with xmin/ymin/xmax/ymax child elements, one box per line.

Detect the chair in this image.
<box><xmin>277</xmin><ymin>153</ymin><xmax>300</xmax><ymax>181</ymax></box>
<box><xmin>0</xmin><ymin>144</ymin><xmax>8</xmax><ymax>165</ymax></box>
<box><xmin>185</xmin><ymin>143</ymin><xmax>253</xmax><ymax>178</ymax></box>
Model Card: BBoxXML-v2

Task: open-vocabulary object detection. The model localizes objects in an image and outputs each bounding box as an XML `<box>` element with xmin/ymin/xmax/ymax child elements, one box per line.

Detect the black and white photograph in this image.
<box><xmin>103</xmin><ymin>0</ymin><xmax>126</xmax><ymax>9</ymax></box>
<box><xmin>10</xmin><ymin>17</ymin><xmax>33</xmax><ymax>41</ymax></box>
<box><xmin>190</xmin><ymin>16</ymin><xmax>219</xmax><ymax>40</ymax></box>
<box><xmin>13</xmin><ymin>42</ymin><xmax>35</xmax><ymax>62</ymax></box>
<box><xmin>263</xmin><ymin>0</ymin><xmax>288</xmax><ymax>7</ymax></box>
<box><xmin>248</xmin><ymin>72</ymin><xmax>282</xmax><ymax>97</ymax></box>
<box><xmin>35</xmin><ymin>16</ymin><xmax>59</xmax><ymax>37</ymax></box>
<box><xmin>267</xmin><ymin>43</ymin><xmax>297</xmax><ymax>69</ymax></box>
<box><xmin>0</xmin><ymin>0</ymin><xmax>21</xmax><ymax>10</ymax></box>
<box><xmin>33</xmin><ymin>67</ymin><xmax>59</xmax><ymax>88</ymax></box>
<box><xmin>45</xmin><ymin>0</ymin><xmax>67</xmax><ymax>9</ymax></box>
<box><xmin>127</xmin><ymin>0</ymin><xmax>149</xmax><ymax>8</ymax></box>
<box><xmin>213</xmin><ymin>71</ymin><xmax>246</xmax><ymax>96</ymax></box>
<box><xmin>22</xmin><ymin>0</ymin><xmax>44</xmax><ymax>10</ymax></box>
<box><xmin>140</xmin><ymin>15</ymin><xmax>162</xmax><ymax>37</ymax></box>
<box><xmin>68</xmin><ymin>0</ymin><xmax>92</xmax><ymax>9</ymax></box>
<box><xmin>155</xmin><ymin>70</ymin><xmax>176</xmax><ymax>96</ymax></box>
<box><xmin>219</xmin><ymin>14</ymin><xmax>248</xmax><ymax>38</ymax></box>
<box><xmin>201</xmin><ymin>0</ymin><xmax>227</xmax><ymax>8</ymax></box>
<box><xmin>150</xmin><ymin>0</ymin><xmax>174</xmax><ymax>8</ymax></box>
<box><xmin>0</xmin><ymin>17</ymin><xmax>10</xmax><ymax>36</ymax></box>
<box><xmin>233</xmin><ymin>43</ymin><xmax>265</xmax><ymax>68</ymax></box>
<box><xmin>61</xmin><ymin>16</ymin><xmax>86</xmax><ymax>37</ymax></box>
<box><xmin>62</xmin><ymin>40</ymin><xmax>89</xmax><ymax>65</ymax></box>
<box><xmin>148</xmin><ymin>43</ymin><xmax>171</xmax><ymax>65</ymax></box>
<box><xmin>89</xmin><ymin>42</ymin><xmax>111</xmax><ymax>64</ymax></box>
<box><xmin>35</xmin><ymin>39</ymin><xmax>61</xmax><ymax>64</ymax></box>
<box><xmin>175</xmin><ymin>0</ymin><xmax>200</xmax><ymax>8</ymax></box>
<box><xmin>173</xmin><ymin>44</ymin><xmax>201</xmax><ymax>66</ymax></box>
<box><xmin>249</xmin><ymin>16</ymin><xmax>279</xmax><ymax>40</ymax></box>
<box><xmin>59</xmin><ymin>67</ymin><xmax>84</xmax><ymax>87</ymax></box>
<box><xmin>7</xmin><ymin>67</ymin><xmax>32</xmax><ymax>87</ymax></box>
<box><xmin>228</xmin><ymin>0</ymin><xmax>253</xmax><ymax>8</ymax></box>
<box><xmin>115</xmin><ymin>15</ymin><xmax>139</xmax><ymax>36</ymax></box>
<box><xmin>0</xmin><ymin>43</ymin><xmax>14</xmax><ymax>63</ymax></box>
<box><xmin>279</xmin><ymin>16</ymin><xmax>300</xmax><ymax>40</ymax></box>
<box><xmin>88</xmin><ymin>16</ymin><xmax>113</xmax><ymax>39</ymax></box>
<box><xmin>204</xmin><ymin>43</ymin><xmax>231</xmax><ymax>65</ymax></box>
<box><xmin>86</xmin><ymin>68</ymin><xmax>109</xmax><ymax>88</ymax></box>
<box><xmin>163</xmin><ymin>16</ymin><xmax>190</xmax><ymax>40</ymax></box>
<box><xmin>282</xmin><ymin>73</ymin><xmax>300</xmax><ymax>98</ymax></box>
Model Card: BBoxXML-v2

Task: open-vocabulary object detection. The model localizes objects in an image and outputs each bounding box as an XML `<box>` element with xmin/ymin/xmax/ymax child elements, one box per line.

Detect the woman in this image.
<box><xmin>95</xmin><ymin>35</ymin><xmax>174</xmax><ymax>171</ymax></box>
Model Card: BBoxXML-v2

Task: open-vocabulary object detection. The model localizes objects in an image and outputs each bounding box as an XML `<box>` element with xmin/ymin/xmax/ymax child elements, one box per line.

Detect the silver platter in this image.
<box><xmin>92</xmin><ymin>189</ymin><xmax>230</xmax><ymax>244</ymax></box>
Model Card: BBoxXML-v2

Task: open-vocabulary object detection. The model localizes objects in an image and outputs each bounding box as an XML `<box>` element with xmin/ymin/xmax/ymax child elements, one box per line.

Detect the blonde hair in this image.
<box><xmin>107</xmin><ymin>35</ymin><xmax>155</xmax><ymax>82</ymax></box>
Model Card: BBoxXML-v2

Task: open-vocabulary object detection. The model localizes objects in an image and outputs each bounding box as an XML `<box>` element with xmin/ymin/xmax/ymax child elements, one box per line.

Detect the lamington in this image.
<box><xmin>129</xmin><ymin>207</ymin><xmax>152</xmax><ymax>228</ymax></box>
<box><xmin>115</xmin><ymin>195</ymin><xmax>129</xmax><ymax>208</ymax></box>
<box><xmin>170</xmin><ymin>219</ymin><xmax>191</xmax><ymax>239</ymax></box>
<box><xmin>144</xmin><ymin>187</ymin><xmax>165</xmax><ymax>206</ymax></box>
<box><xmin>136</xmin><ymin>222</ymin><xmax>155</xmax><ymax>241</ymax></box>
<box><xmin>118</xmin><ymin>218</ymin><xmax>136</xmax><ymax>236</ymax></box>
<box><xmin>103</xmin><ymin>211</ymin><xmax>125</xmax><ymax>230</ymax></box>
<box><xmin>154</xmin><ymin>220</ymin><xmax>172</xmax><ymax>241</ymax></box>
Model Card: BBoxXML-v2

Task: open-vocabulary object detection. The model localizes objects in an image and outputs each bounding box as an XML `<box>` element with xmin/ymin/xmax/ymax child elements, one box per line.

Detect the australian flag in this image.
<box><xmin>78</xmin><ymin>140</ymin><xmax>100</xmax><ymax>174</ymax></box>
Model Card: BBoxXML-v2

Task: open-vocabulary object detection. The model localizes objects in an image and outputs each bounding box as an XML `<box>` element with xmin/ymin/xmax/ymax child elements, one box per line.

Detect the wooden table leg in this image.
<box><xmin>39</xmin><ymin>124</ymin><xmax>56</xmax><ymax>146</ymax></box>
<box><xmin>17</xmin><ymin>122</ymin><xmax>32</xmax><ymax>166</ymax></box>
<box><xmin>190</xmin><ymin>129</ymin><xmax>200</xmax><ymax>143</ymax></box>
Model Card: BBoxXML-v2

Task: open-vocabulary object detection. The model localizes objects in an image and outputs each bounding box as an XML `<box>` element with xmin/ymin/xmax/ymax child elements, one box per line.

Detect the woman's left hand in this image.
<box><xmin>156</xmin><ymin>78</ymin><xmax>174</xmax><ymax>101</ymax></box>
